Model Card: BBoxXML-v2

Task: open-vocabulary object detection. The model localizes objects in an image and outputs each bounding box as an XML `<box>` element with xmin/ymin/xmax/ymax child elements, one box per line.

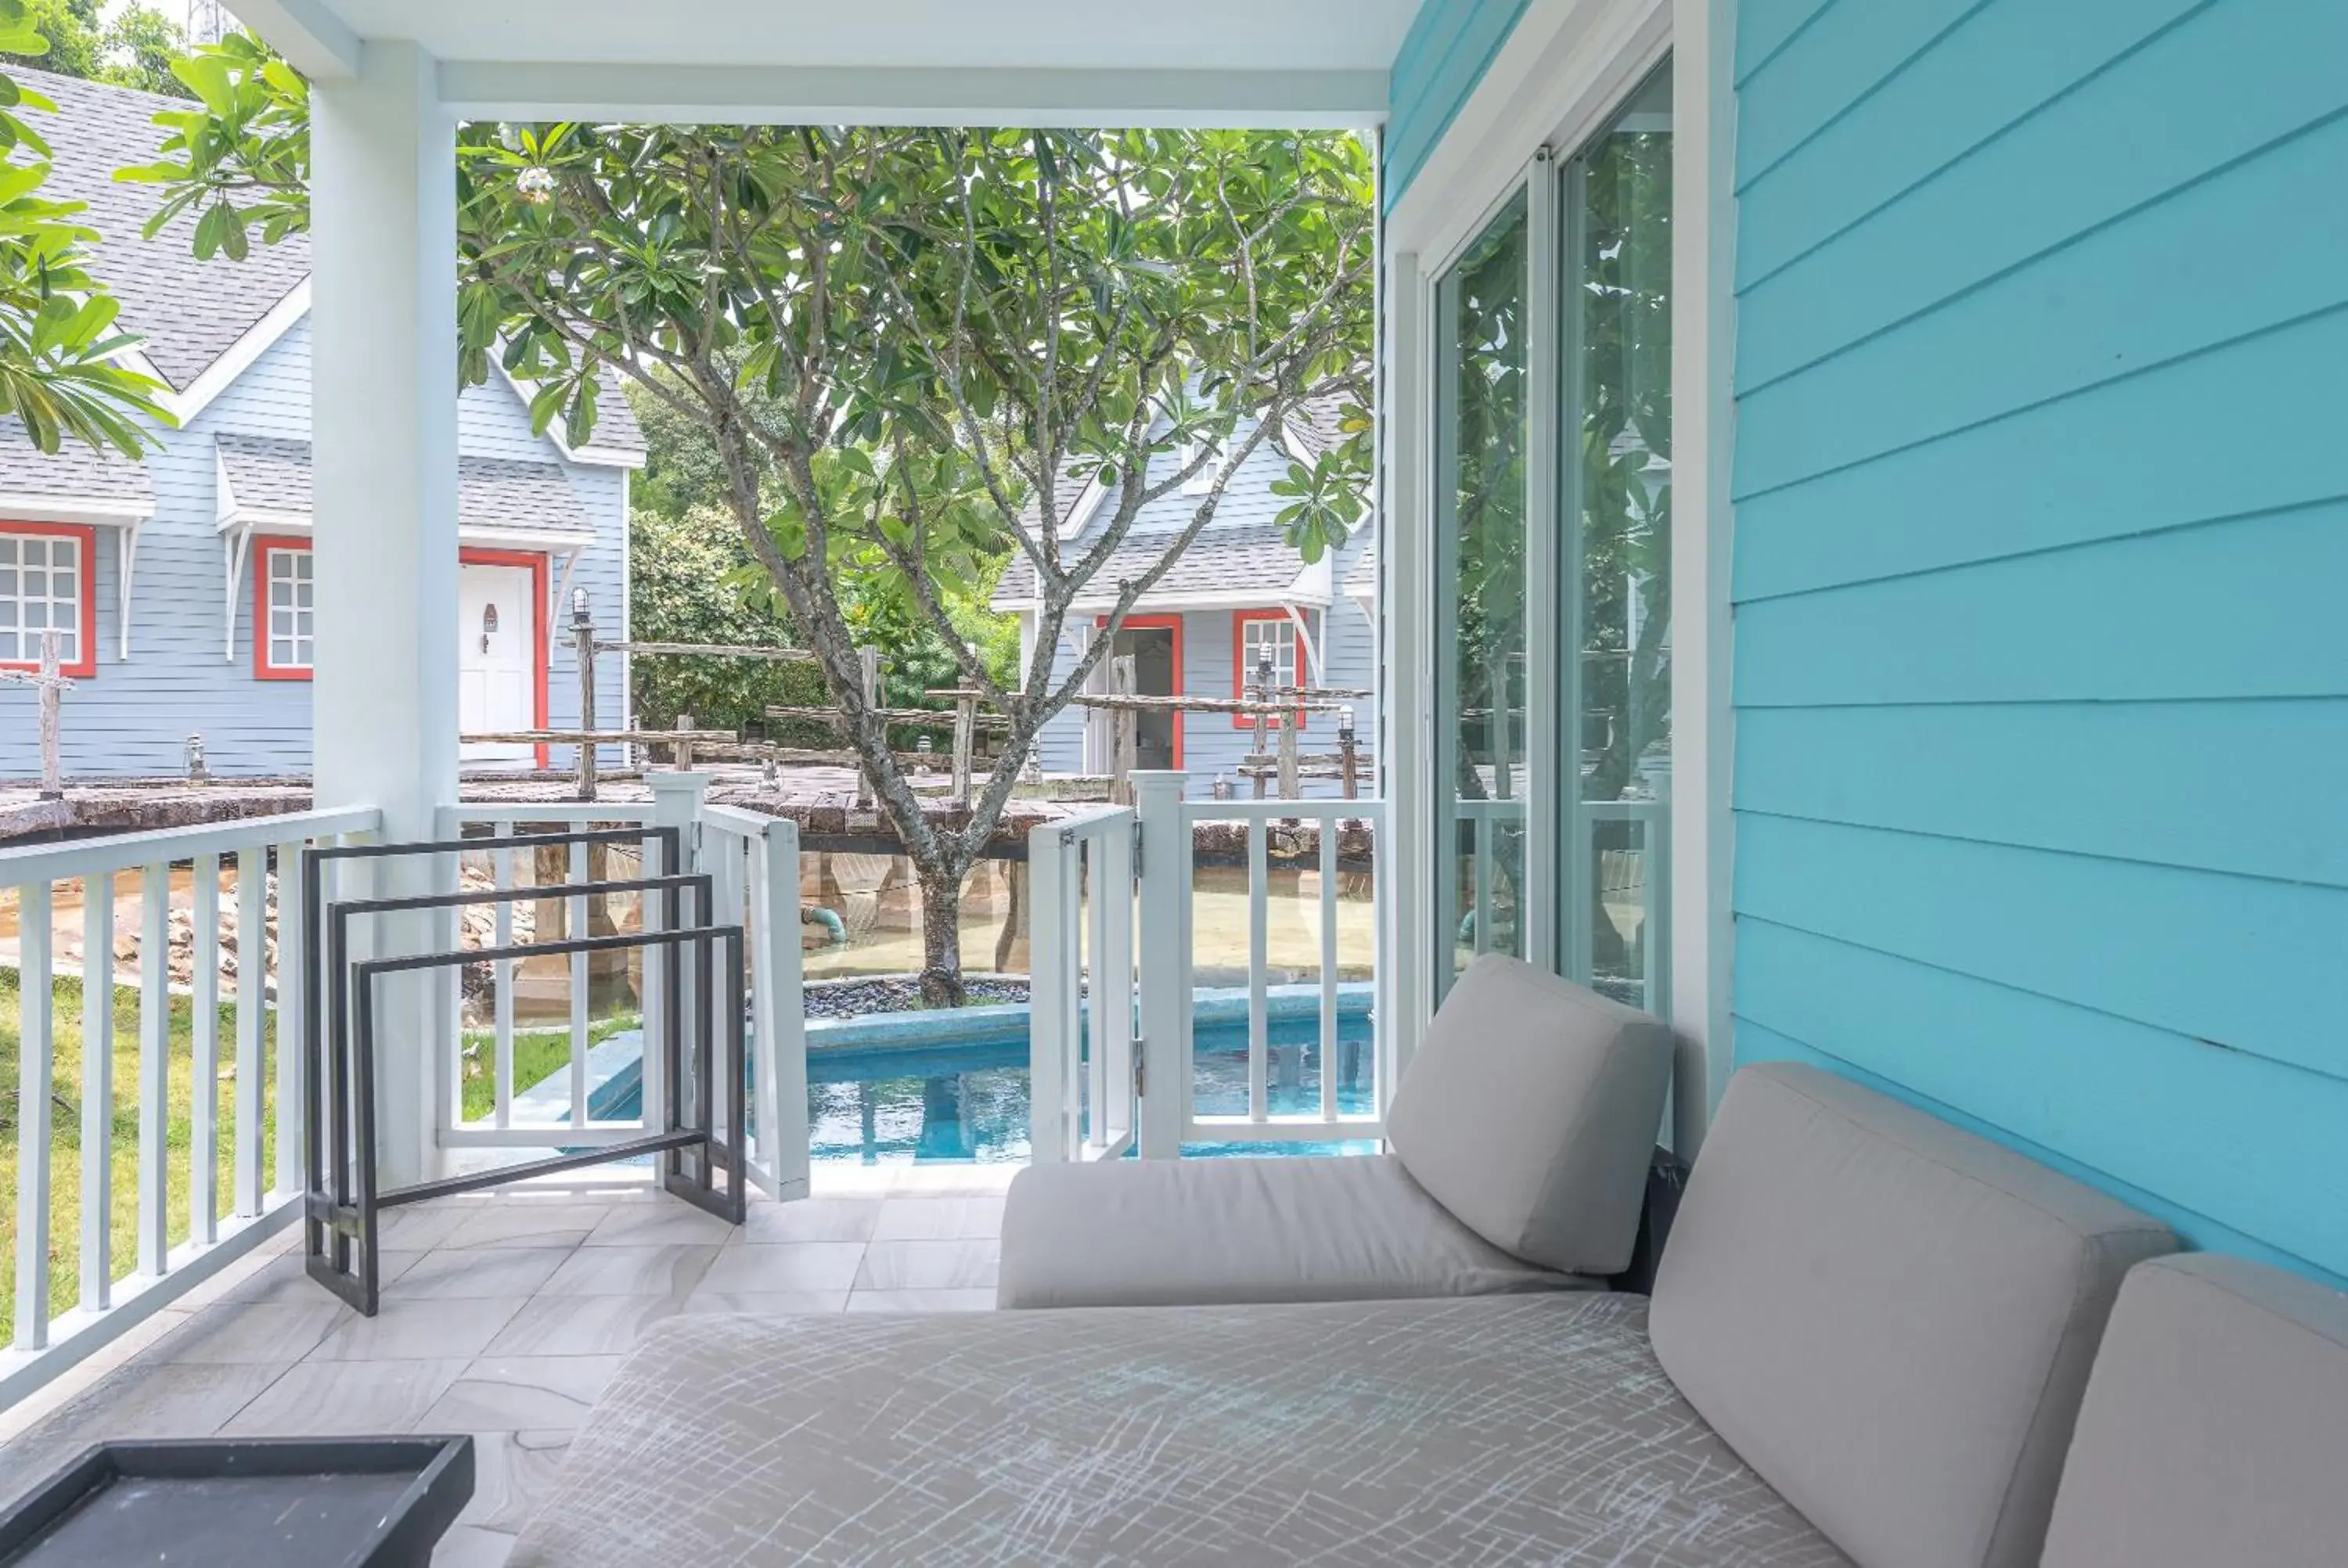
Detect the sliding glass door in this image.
<box><xmin>1429</xmin><ymin>62</ymin><xmax>1673</xmax><ymax>1016</ymax></box>
<box><xmin>1561</xmin><ymin>67</ymin><xmax>1673</xmax><ymax>1012</ymax></box>
<box><xmin>1431</xmin><ymin>192</ymin><xmax>1530</xmax><ymax>978</ymax></box>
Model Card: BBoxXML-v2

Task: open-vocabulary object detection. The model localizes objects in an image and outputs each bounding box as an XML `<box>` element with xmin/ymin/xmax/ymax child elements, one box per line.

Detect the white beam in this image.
<box><xmin>1669</xmin><ymin>0</ymin><xmax>1738</xmax><ymax>1155</ymax></box>
<box><xmin>310</xmin><ymin>38</ymin><xmax>459</xmax><ymax>1188</ymax></box>
<box><xmin>221</xmin><ymin>0</ymin><xmax>362</xmax><ymax>78</ymax></box>
<box><xmin>436</xmin><ymin>62</ymin><xmax>1388</xmax><ymax>128</ymax></box>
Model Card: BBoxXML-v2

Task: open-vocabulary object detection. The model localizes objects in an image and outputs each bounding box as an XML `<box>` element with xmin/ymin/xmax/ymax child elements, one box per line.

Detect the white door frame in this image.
<box><xmin>1380</xmin><ymin>0</ymin><xmax>1736</xmax><ymax>1154</ymax></box>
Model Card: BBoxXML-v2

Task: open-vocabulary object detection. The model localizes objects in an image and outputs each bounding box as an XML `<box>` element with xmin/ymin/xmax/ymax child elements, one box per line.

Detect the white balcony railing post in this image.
<box><xmin>1132</xmin><ymin>771</ymin><xmax>1187</xmax><ymax>1158</ymax></box>
<box><xmin>648</xmin><ymin>773</ymin><xmax>711</xmax><ymax>1138</ymax></box>
<box><xmin>81</xmin><ymin>871</ymin><xmax>114</xmax><ymax>1311</ymax></box>
<box><xmin>13</xmin><ymin>881</ymin><xmax>53</xmax><ymax>1350</ymax></box>
<box><xmin>744</xmin><ymin>811</ymin><xmax>808</xmax><ymax>1199</ymax></box>
<box><xmin>1026</xmin><ymin>816</ymin><xmax>1074</xmax><ymax>1163</ymax></box>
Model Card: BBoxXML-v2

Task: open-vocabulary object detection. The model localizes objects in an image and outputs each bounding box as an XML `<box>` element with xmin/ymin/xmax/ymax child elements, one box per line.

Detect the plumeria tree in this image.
<box><xmin>0</xmin><ymin>0</ymin><xmax>167</xmax><ymax>454</ymax></box>
<box><xmin>131</xmin><ymin>40</ymin><xmax>1374</xmax><ymax>1003</ymax></box>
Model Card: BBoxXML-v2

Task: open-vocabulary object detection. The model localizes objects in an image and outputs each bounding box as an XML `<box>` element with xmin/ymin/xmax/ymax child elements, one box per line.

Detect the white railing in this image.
<box><xmin>1145</xmin><ymin>776</ymin><xmax>1388</xmax><ymax>1153</ymax></box>
<box><xmin>1026</xmin><ymin>804</ymin><xmax>1136</xmax><ymax>1163</ymax></box>
<box><xmin>1577</xmin><ymin>796</ymin><xmax>1669</xmax><ymax>1018</ymax></box>
<box><xmin>1</xmin><ymin>806</ymin><xmax>381</xmax><ymax>1408</ymax></box>
<box><xmin>700</xmin><ymin>802</ymin><xmax>810</xmax><ymax>1200</ymax></box>
<box><xmin>1453</xmin><ymin>796</ymin><xmax>1526</xmax><ymax>961</ymax></box>
<box><xmin>1450</xmin><ymin>793</ymin><xmax>1669</xmax><ymax>1016</ymax></box>
<box><xmin>434</xmin><ymin>800</ymin><xmax>658</xmax><ymax>1154</ymax></box>
<box><xmin>434</xmin><ymin>780</ymin><xmax>810</xmax><ymax>1199</ymax></box>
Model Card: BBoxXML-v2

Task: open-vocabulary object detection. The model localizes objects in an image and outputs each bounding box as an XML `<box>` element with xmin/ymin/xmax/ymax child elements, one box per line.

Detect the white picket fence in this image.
<box><xmin>1028</xmin><ymin>771</ymin><xmax>1387</xmax><ymax>1162</ymax></box>
<box><xmin>1</xmin><ymin>807</ymin><xmax>380</xmax><ymax>1407</ymax></box>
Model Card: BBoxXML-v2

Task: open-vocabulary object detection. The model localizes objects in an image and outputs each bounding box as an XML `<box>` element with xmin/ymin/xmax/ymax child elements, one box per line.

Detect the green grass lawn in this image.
<box><xmin>0</xmin><ymin>968</ymin><xmax>275</xmax><ymax>1349</ymax></box>
<box><xmin>456</xmin><ymin>1013</ymin><xmax>640</xmax><ymax>1125</ymax></box>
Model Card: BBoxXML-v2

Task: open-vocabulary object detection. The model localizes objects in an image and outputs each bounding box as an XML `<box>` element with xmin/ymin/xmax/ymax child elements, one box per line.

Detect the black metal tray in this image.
<box><xmin>0</xmin><ymin>1436</ymin><xmax>474</xmax><ymax>1568</ymax></box>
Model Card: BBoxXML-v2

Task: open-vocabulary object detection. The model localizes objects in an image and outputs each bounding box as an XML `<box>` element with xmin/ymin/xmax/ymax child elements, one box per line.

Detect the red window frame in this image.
<box><xmin>251</xmin><ymin>534</ymin><xmax>316</xmax><ymax>681</ymax></box>
<box><xmin>460</xmin><ymin>547</ymin><xmax>552</xmax><ymax>768</ymax></box>
<box><xmin>1230</xmin><ymin>610</ymin><xmax>1307</xmax><ymax>731</ymax></box>
<box><xmin>0</xmin><ymin>521</ymin><xmax>99</xmax><ymax>679</ymax></box>
<box><xmin>1095</xmin><ymin>612</ymin><xmax>1183</xmax><ymax>768</ymax></box>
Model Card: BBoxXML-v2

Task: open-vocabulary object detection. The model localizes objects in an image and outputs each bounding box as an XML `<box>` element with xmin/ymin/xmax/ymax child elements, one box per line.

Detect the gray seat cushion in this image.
<box><xmin>1649</xmin><ymin>1063</ymin><xmax>2177</xmax><ymax>1568</ymax></box>
<box><xmin>996</xmin><ymin>1153</ymin><xmax>1586</xmax><ymax>1308</ymax></box>
<box><xmin>2040</xmin><ymin>1253</ymin><xmax>2348</xmax><ymax>1568</ymax></box>
<box><xmin>508</xmin><ymin>1295</ymin><xmax>1850</xmax><ymax>1568</ymax></box>
<box><xmin>1385</xmin><ymin>953</ymin><xmax>1674</xmax><ymax>1276</ymax></box>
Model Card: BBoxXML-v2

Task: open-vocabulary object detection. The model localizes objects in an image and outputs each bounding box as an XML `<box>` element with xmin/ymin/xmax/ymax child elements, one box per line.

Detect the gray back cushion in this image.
<box><xmin>1648</xmin><ymin>1063</ymin><xmax>2174</xmax><ymax>1568</ymax></box>
<box><xmin>1385</xmin><ymin>955</ymin><xmax>1673</xmax><ymax>1278</ymax></box>
<box><xmin>2040</xmin><ymin>1253</ymin><xmax>2348</xmax><ymax>1568</ymax></box>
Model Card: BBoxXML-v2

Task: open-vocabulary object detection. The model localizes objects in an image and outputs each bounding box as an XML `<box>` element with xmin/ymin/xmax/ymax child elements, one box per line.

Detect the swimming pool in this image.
<box><xmin>571</xmin><ymin>987</ymin><xmax>1378</xmax><ymax>1165</ymax></box>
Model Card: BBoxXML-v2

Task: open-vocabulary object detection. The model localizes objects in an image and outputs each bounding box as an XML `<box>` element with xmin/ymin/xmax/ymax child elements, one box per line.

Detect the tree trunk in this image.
<box><xmin>915</xmin><ymin>856</ymin><xmax>969</xmax><ymax>1008</ymax></box>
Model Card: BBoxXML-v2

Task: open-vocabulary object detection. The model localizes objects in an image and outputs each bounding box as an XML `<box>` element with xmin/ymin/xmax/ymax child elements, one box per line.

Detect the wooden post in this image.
<box><xmin>855</xmin><ymin>646</ymin><xmax>881</xmax><ymax>810</ymax></box>
<box><xmin>571</xmin><ymin>595</ymin><xmax>599</xmax><ymax>801</ymax></box>
<box><xmin>1110</xmin><ymin>655</ymin><xmax>1139</xmax><ymax>807</ymax></box>
<box><xmin>1338</xmin><ymin>706</ymin><xmax>1359</xmax><ymax>800</ymax></box>
<box><xmin>1250</xmin><ymin>654</ymin><xmax>1273</xmax><ymax>800</ymax></box>
<box><xmin>673</xmin><ymin>712</ymin><xmax>697</xmax><ymax>771</ymax></box>
<box><xmin>38</xmin><ymin>631</ymin><xmax>63</xmax><ymax>800</ymax></box>
<box><xmin>1277</xmin><ymin>696</ymin><xmax>1301</xmax><ymax>800</ymax></box>
<box><xmin>951</xmin><ymin>695</ymin><xmax>976</xmax><ymax>805</ymax></box>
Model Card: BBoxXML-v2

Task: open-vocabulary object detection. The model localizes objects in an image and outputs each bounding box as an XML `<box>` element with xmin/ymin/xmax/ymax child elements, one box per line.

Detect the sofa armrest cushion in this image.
<box><xmin>1649</xmin><ymin>1063</ymin><xmax>2175</xmax><ymax>1568</ymax></box>
<box><xmin>996</xmin><ymin>1153</ymin><xmax>1583</xmax><ymax>1309</ymax></box>
<box><xmin>2040</xmin><ymin>1253</ymin><xmax>2348</xmax><ymax>1568</ymax></box>
<box><xmin>1384</xmin><ymin>955</ymin><xmax>1674</xmax><ymax>1277</ymax></box>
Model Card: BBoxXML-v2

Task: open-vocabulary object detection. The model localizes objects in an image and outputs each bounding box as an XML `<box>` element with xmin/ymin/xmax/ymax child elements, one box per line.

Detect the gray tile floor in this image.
<box><xmin>0</xmin><ymin>1164</ymin><xmax>1013</xmax><ymax>1566</ymax></box>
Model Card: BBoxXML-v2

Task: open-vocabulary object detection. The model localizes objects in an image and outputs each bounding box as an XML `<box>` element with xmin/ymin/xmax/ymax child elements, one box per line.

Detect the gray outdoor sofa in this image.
<box><xmin>1000</xmin><ymin>953</ymin><xmax>1680</xmax><ymax>1307</ymax></box>
<box><xmin>507</xmin><ymin>963</ymin><xmax>2348</xmax><ymax>1566</ymax></box>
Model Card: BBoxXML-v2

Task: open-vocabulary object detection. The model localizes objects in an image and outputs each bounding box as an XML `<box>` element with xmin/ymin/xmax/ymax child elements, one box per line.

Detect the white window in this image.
<box><xmin>264</xmin><ymin>545</ymin><xmax>315</xmax><ymax>672</ymax></box>
<box><xmin>1237</xmin><ymin>613</ymin><xmax>1303</xmax><ymax>728</ymax></box>
<box><xmin>1179</xmin><ymin>435</ymin><xmax>1217</xmax><ymax>494</ymax></box>
<box><xmin>0</xmin><ymin>531</ymin><xmax>81</xmax><ymax>667</ymax></box>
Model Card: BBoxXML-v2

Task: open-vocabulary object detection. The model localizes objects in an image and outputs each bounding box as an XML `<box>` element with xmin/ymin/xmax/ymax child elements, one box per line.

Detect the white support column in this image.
<box><xmin>1380</xmin><ymin>250</ymin><xmax>1434</xmax><ymax>1068</ymax></box>
<box><xmin>1132</xmin><ymin>771</ymin><xmax>1187</xmax><ymax>1157</ymax></box>
<box><xmin>310</xmin><ymin>40</ymin><xmax>460</xmax><ymax>1188</ymax></box>
<box><xmin>1669</xmin><ymin>0</ymin><xmax>1738</xmax><ymax>1155</ymax></box>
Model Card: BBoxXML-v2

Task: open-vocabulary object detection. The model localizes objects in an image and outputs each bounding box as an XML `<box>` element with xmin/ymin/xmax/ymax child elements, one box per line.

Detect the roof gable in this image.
<box><xmin>16</xmin><ymin>70</ymin><xmax>646</xmax><ymax>462</ymax></box>
<box><xmin>20</xmin><ymin>68</ymin><xmax>311</xmax><ymax>394</ymax></box>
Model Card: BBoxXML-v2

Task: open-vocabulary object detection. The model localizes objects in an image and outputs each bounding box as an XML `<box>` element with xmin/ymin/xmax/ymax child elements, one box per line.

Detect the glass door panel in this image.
<box><xmin>1561</xmin><ymin>65</ymin><xmax>1673</xmax><ymax>1016</ymax></box>
<box><xmin>1431</xmin><ymin>192</ymin><xmax>1531</xmax><ymax>987</ymax></box>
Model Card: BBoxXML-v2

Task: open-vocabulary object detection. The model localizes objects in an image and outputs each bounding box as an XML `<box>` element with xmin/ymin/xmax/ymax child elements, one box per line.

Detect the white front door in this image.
<box><xmin>459</xmin><ymin>561</ymin><xmax>538</xmax><ymax>765</ymax></box>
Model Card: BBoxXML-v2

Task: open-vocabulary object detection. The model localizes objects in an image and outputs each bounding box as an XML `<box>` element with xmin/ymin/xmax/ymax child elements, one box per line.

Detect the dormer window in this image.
<box><xmin>1179</xmin><ymin>435</ymin><xmax>1216</xmax><ymax>495</ymax></box>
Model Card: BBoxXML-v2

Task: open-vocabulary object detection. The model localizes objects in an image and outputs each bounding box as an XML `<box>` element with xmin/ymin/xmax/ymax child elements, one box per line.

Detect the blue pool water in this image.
<box><xmin>577</xmin><ymin>994</ymin><xmax>1377</xmax><ymax>1166</ymax></box>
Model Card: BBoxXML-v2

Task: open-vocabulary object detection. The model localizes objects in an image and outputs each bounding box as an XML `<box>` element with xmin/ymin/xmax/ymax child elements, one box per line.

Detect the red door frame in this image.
<box><xmin>2</xmin><ymin>520</ymin><xmax>99</xmax><ymax>678</ymax></box>
<box><xmin>1096</xmin><ymin>612</ymin><xmax>1183</xmax><ymax>768</ymax></box>
<box><xmin>251</xmin><ymin>532</ymin><xmax>315</xmax><ymax>681</ymax></box>
<box><xmin>460</xmin><ymin>548</ymin><xmax>551</xmax><ymax>768</ymax></box>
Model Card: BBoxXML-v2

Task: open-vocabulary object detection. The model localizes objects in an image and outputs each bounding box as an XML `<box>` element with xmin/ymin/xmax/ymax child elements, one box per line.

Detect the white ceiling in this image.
<box><xmin>315</xmin><ymin>0</ymin><xmax>1420</xmax><ymax>73</ymax></box>
<box><xmin>229</xmin><ymin>0</ymin><xmax>1409</xmax><ymax>124</ymax></box>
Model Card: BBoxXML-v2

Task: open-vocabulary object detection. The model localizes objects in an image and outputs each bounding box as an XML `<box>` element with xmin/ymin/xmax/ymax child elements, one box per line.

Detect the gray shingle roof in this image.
<box><xmin>20</xmin><ymin>70</ymin><xmax>646</xmax><ymax>459</ymax></box>
<box><xmin>21</xmin><ymin>68</ymin><xmax>310</xmax><ymax>393</ymax></box>
<box><xmin>1345</xmin><ymin>541</ymin><xmax>1377</xmax><ymax>595</ymax></box>
<box><xmin>0</xmin><ymin>417</ymin><xmax>155</xmax><ymax>509</ymax></box>
<box><xmin>218</xmin><ymin>434</ymin><xmax>593</xmax><ymax>536</ymax></box>
<box><xmin>992</xmin><ymin>523</ymin><xmax>1309</xmax><ymax>610</ymax></box>
<box><xmin>214</xmin><ymin>432</ymin><xmax>308</xmax><ymax>512</ymax></box>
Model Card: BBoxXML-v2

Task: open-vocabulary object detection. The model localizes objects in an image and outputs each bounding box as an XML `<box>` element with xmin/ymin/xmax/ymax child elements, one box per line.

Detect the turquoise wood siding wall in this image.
<box><xmin>1385</xmin><ymin>0</ymin><xmax>1531</xmax><ymax>207</ymax></box>
<box><xmin>1728</xmin><ymin>0</ymin><xmax>2348</xmax><ymax>1285</ymax></box>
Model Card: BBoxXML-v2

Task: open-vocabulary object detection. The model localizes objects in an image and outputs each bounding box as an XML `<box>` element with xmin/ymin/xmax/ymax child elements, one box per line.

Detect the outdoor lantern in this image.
<box><xmin>185</xmin><ymin>732</ymin><xmax>208</xmax><ymax>782</ymax></box>
<box><xmin>571</xmin><ymin>586</ymin><xmax>591</xmax><ymax>627</ymax></box>
<box><xmin>1338</xmin><ymin>706</ymin><xmax>1356</xmax><ymax>743</ymax></box>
